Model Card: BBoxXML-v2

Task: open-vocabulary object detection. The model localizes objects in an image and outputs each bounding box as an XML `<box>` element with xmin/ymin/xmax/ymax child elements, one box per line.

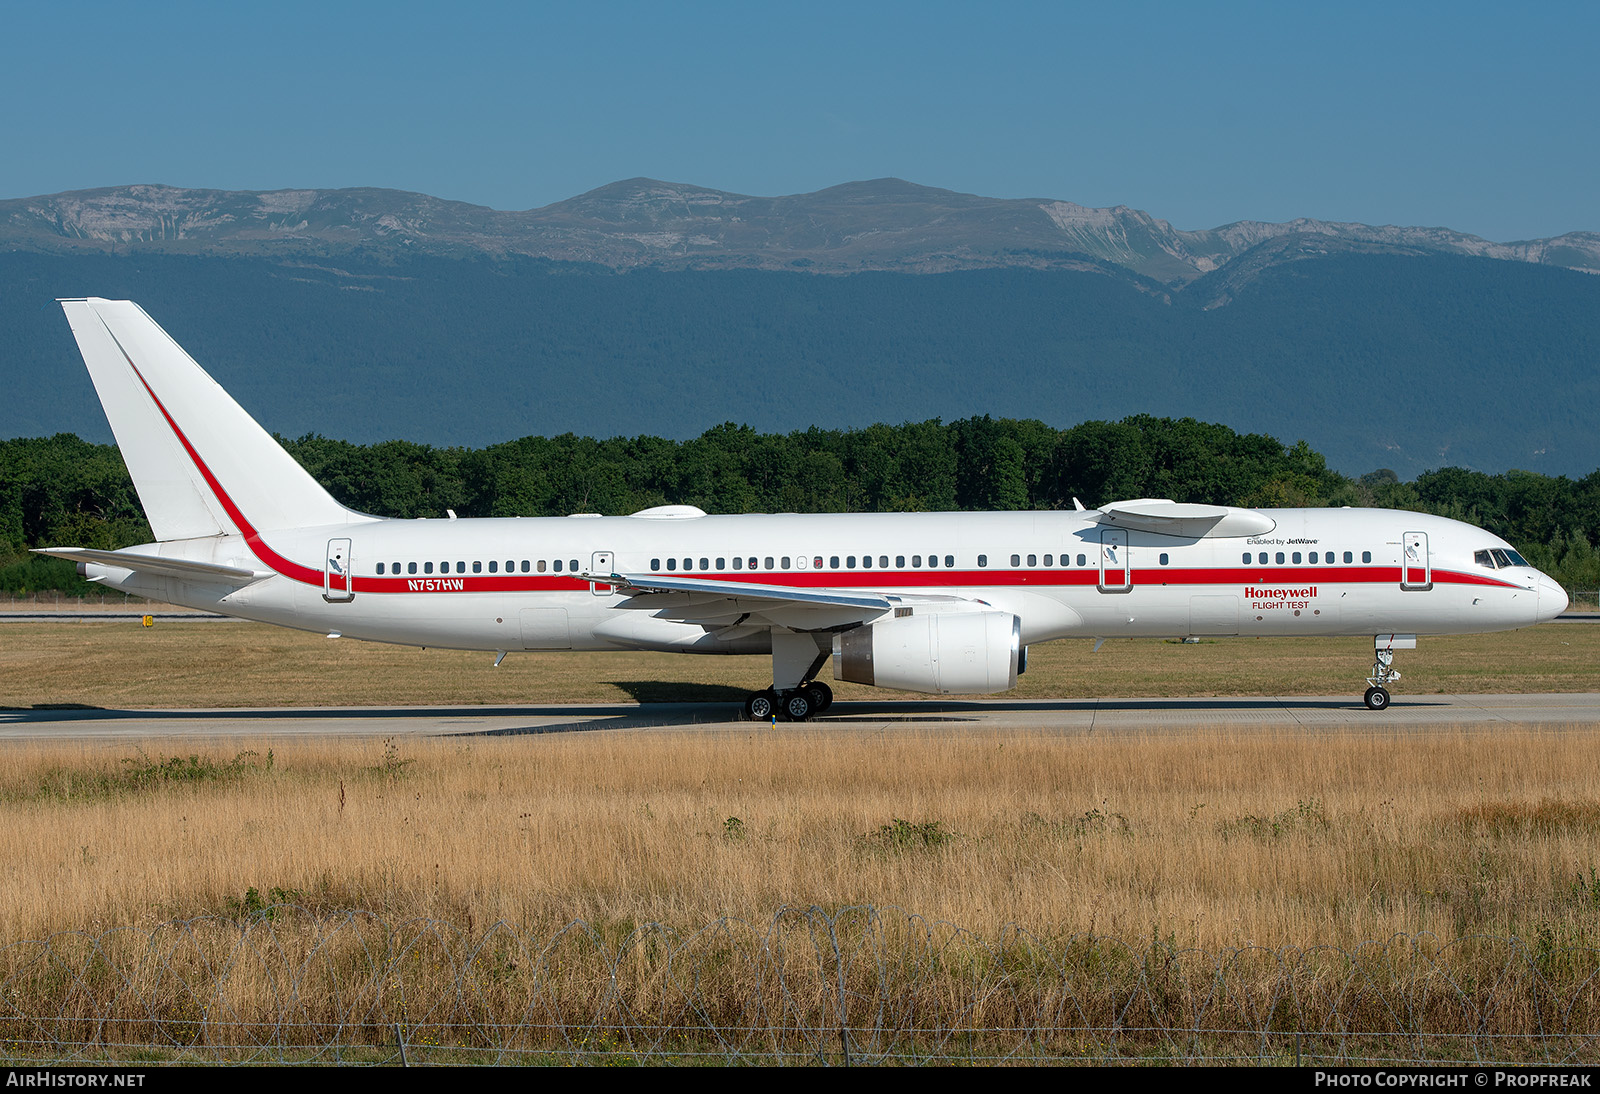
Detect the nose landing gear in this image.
<box><xmin>1364</xmin><ymin>634</ymin><xmax>1414</xmax><ymax>711</ymax></box>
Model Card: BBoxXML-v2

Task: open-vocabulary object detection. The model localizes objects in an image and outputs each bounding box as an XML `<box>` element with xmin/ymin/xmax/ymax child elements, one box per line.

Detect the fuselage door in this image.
<box><xmin>590</xmin><ymin>550</ymin><xmax>614</xmax><ymax>596</ymax></box>
<box><xmin>324</xmin><ymin>538</ymin><xmax>354</xmax><ymax>603</ymax></box>
<box><xmin>1098</xmin><ymin>529</ymin><xmax>1131</xmax><ymax>593</ymax></box>
<box><xmin>1401</xmin><ymin>532</ymin><xmax>1431</xmax><ymax>591</ymax></box>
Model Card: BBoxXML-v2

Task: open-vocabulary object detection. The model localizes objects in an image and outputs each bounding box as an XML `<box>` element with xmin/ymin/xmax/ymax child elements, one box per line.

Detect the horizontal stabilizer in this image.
<box><xmin>1091</xmin><ymin>499</ymin><xmax>1276</xmax><ymax>538</ymax></box>
<box><xmin>33</xmin><ymin>547</ymin><xmax>264</xmax><ymax>586</ymax></box>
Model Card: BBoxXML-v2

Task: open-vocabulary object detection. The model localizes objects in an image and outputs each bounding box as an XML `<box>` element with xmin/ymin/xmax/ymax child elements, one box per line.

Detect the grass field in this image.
<box><xmin>2</xmin><ymin>622</ymin><xmax>1598</xmax><ymax>1060</ymax></box>
<box><xmin>3</xmin><ymin>727</ymin><xmax>1599</xmax><ymax>947</ymax></box>
<box><xmin>1</xmin><ymin>619</ymin><xmax>1596</xmax><ymax>709</ymax></box>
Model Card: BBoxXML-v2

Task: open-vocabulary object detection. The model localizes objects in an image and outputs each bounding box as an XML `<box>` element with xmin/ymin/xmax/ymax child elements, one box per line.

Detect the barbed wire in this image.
<box><xmin>1</xmin><ymin>905</ymin><xmax>1596</xmax><ymax>1065</ymax></box>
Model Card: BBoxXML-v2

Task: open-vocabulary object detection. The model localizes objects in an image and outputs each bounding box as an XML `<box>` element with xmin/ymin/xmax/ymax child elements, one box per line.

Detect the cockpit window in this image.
<box><xmin>1501</xmin><ymin>548</ymin><xmax>1529</xmax><ymax>567</ymax></box>
<box><xmin>1491</xmin><ymin>548</ymin><xmax>1519</xmax><ymax>568</ymax></box>
<box><xmin>1475</xmin><ymin>550</ymin><xmax>1496</xmax><ymax>569</ymax></box>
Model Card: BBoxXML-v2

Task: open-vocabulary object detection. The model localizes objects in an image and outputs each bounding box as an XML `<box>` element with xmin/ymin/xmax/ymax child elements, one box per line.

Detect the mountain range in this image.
<box><xmin>2</xmin><ymin>179</ymin><xmax>1596</xmax><ymax>481</ymax></box>
<box><xmin>6</xmin><ymin>178</ymin><xmax>1598</xmax><ymax>298</ymax></box>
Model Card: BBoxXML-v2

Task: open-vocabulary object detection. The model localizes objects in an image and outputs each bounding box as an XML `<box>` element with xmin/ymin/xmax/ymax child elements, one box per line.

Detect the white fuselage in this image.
<box><xmin>52</xmin><ymin>297</ymin><xmax>1570</xmax><ymax>713</ymax></box>
<box><xmin>86</xmin><ymin>506</ymin><xmax>1563</xmax><ymax>655</ymax></box>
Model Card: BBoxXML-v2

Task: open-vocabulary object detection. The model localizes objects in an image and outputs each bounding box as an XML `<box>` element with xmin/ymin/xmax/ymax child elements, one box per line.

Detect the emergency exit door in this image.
<box><xmin>1098</xmin><ymin>529</ymin><xmax>1131</xmax><ymax>593</ymax></box>
<box><xmin>1401</xmin><ymin>532</ymin><xmax>1431</xmax><ymax>591</ymax></box>
<box><xmin>324</xmin><ymin>538</ymin><xmax>354</xmax><ymax>602</ymax></box>
<box><xmin>590</xmin><ymin>551</ymin><xmax>614</xmax><ymax>595</ymax></box>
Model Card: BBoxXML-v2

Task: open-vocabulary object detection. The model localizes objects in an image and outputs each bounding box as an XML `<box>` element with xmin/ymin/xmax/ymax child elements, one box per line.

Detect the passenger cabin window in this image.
<box><xmin>1292</xmin><ymin>552</ymin><xmax>1301</xmax><ymax>564</ymax></box>
<box><xmin>945</xmin><ymin>555</ymin><xmax>954</xmax><ymax>568</ymax></box>
<box><xmin>1044</xmin><ymin>555</ymin><xmax>1053</xmax><ymax>566</ymax></box>
<box><xmin>1159</xmin><ymin>553</ymin><xmax>1169</xmax><ymax>565</ymax></box>
<box><xmin>408</xmin><ymin>563</ymin><xmax>418</xmax><ymax>575</ymax></box>
<box><xmin>764</xmin><ymin>557</ymin><xmax>774</xmax><ymax>570</ymax></box>
<box><xmin>473</xmin><ymin>561</ymin><xmax>482</xmax><ymax>573</ymax></box>
<box><xmin>912</xmin><ymin>555</ymin><xmax>922</xmax><ymax>567</ymax></box>
<box><xmin>978</xmin><ymin>555</ymin><xmax>988</xmax><ymax>567</ymax></box>
<box><xmin>1362</xmin><ymin>551</ymin><xmax>1372</xmax><ymax>563</ymax></box>
<box><xmin>1076</xmin><ymin>554</ymin><xmax>1086</xmax><ymax>567</ymax></box>
<box><xmin>377</xmin><ymin>563</ymin><xmax>385</xmax><ymax>574</ymax></box>
<box><xmin>488</xmin><ymin>561</ymin><xmax>497</xmax><ymax>573</ymax></box>
<box><xmin>1010</xmin><ymin>554</ymin><xmax>1021</xmax><ymax>567</ymax></box>
<box><xmin>896</xmin><ymin>555</ymin><xmax>906</xmax><ymax>568</ymax></box>
<box><xmin>666</xmin><ymin>559</ymin><xmax>677</xmax><ymax>571</ymax></box>
<box><xmin>1027</xmin><ymin>554</ymin><xmax>1037</xmax><ymax>567</ymax></box>
<box><xmin>537</xmin><ymin>560</ymin><xmax>547</xmax><ymax>572</ymax></box>
<box><xmin>1343</xmin><ymin>552</ymin><xmax>1352</xmax><ymax>564</ymax></box>
<box><xmin>733</xmin><ymin>557</ymin><xmax>743</xmax><ymax>570</ymax></box>
<box><xmin>928</xmin><ymin>554</ymin><xmax>939</xmax><ymax>568</ymax></box>
<box><xmin>1243</xmin><ymin>552</ymin><xmax>1251</xmax><ymax>564</ymax></box>
<box><xmin>424</xmin><ymin>562</ymin><xmax>434</xmax><ymax>574</ymax></box>
<box><xmin>880</xmin><ymin>556</ymin><xmax>889</xmax><ymax>568</ymax></box>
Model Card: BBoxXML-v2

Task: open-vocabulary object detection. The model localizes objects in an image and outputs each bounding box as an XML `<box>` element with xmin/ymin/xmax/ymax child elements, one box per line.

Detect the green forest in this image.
<box><xmin>5</xmin><ymin>414</ymin><xmax>1600</xmax><ymax>598</ymax></box>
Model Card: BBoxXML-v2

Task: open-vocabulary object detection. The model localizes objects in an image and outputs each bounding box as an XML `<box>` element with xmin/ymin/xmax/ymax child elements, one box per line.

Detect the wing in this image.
<box><xmin>584</xmin><ymin>572</ymin><xmax>967</xmax><ymax>631</ymax></box>
<box><xmin>1092</xmin><ymin>498</ymin><xmax>1276</xmax><ymax>538</ymax></box>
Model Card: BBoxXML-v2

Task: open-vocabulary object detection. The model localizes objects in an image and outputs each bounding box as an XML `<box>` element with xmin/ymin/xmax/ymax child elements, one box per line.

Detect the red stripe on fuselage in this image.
<box><xmin>352</xmin><ymin>565</ymin><xmax>1523</xmax><ymax>595</ymax></box>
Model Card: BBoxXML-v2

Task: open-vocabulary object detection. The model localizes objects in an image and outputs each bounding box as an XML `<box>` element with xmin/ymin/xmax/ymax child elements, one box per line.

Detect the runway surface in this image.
<box><xmin>4</xmin><ymin>693</ymin><xmax>1599</xmax><ymax>740</ymax></box>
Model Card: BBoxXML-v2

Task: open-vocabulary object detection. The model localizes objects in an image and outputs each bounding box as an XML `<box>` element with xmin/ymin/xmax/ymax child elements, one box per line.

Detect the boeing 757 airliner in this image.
<box><xmin>38</xmin><ymin>299</ymin><xmax>1568</xmax><ymax>719</ymax></box>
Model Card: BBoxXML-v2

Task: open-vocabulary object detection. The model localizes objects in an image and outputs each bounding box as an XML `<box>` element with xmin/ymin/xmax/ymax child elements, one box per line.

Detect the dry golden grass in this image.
<box><xmin>5</xmin><ymin>716</ymin><xmax>1600</xmax><ymax>1060</ymax></box>
<box><xmin>1</xmin><ymin>620</ymin><xmax>1595</xmax><ymax>708</ymax></box>
<box><xmin>3</xmin><ymin>727</ymin><xmax>1599</xmax><ymax>953</ymax></box>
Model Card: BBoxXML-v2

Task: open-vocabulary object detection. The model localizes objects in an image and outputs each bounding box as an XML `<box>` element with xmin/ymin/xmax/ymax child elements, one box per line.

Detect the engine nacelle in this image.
<box><xmin>832</xmin><ymin>609</ymin><xmax>1021</xmax><ymax>694</ymax></box>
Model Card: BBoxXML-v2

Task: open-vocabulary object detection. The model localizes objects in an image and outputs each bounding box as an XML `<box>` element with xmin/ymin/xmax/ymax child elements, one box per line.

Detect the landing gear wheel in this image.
<box><xmin>783</xmin><ymin>690</ymin><xmax>815</xmax><ymax>722</ymax></box>
<box><xmin>1364</xmin><ymin>686</ymin><xmax>1391</xmax><ymax>711</ymax></box>
<box><xmin>805</xmin><ymin>681</ymin><xmax>833</xmax><ymax>713</ymax></box>
<box><xmin>745</xmin><ymin>689</ymin><xmax>778</xmax><ymax>721</ymax></box>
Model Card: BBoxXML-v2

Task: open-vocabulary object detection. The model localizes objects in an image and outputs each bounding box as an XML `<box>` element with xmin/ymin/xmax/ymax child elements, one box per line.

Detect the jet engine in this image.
<box><xmin>832</xmin><ymin>609</ymin><xmax>1021</xmax><ymax>694</ymax></box>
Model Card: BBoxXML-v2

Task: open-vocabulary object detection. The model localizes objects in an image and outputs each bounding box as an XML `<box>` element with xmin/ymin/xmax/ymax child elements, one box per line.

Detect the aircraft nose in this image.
<box><xmin>1537</xmin><ymin>575</ymin><xmax>1569</xmax><ymax>621</ymax></box>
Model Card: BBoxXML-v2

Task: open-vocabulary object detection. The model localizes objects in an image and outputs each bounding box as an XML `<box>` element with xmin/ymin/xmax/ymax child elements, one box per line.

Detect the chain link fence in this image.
<box><xmin>2</xmin><ymin>905</ymin><xmax>1597</xmax><ymax>1065</ymax></box>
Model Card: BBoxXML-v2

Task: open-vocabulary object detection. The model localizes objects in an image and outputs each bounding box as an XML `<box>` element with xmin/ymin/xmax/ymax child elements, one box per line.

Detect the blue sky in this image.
<box><xmin>4</xmin><ymin>0</ymin><xmax>1595</xmax><ymax>240</ymax></box>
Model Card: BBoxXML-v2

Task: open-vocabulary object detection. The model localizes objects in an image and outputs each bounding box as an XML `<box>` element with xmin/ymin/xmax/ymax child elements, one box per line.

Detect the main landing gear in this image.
<box><xmin>744</xmin><ymin>681</ymin><xmax>834</xmax><ymax>722</ymax></box>
<box><xmin>1363</xmin><ymin>634</ymin><xmax>1415</xmax><ymax>711</ymax></box>
<box><xmin>744</xmin><ymin>630</ymin><xmax>834</xmax><ymax>722</ymax></box>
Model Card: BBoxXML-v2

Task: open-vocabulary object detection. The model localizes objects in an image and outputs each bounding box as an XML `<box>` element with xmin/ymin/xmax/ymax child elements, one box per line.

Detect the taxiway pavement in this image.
<box><xmin>4</xmin><ymin>693</ymin><xmax>1598</xmax><ymax>740</ymax></box>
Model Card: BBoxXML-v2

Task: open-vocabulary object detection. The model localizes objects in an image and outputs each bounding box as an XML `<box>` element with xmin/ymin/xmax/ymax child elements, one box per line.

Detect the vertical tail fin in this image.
<box><xmin>59</xmin><ymin>298</ymin><xmax>359</xmax><ymax>541</ymax></box>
